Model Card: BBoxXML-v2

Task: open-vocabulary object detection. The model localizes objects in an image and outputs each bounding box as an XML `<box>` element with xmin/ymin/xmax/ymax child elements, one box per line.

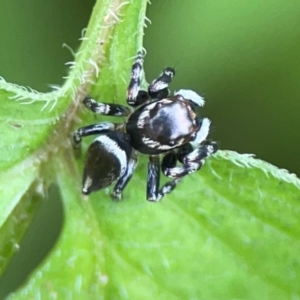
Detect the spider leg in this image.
<box><xmin>148</xmin><ymin>67</ymin><xmax>175</xmax><ymax>100</ymax></box>
<box><xmin>133</xmin><ymin>90</ymin><xmax>150</xmax><ymax>107</ymax></box>
<box><xmin>169</xmin><ymin>117</ymin><xmax>217</xmax><ymax>177</ymax></box>
<box><xmin>83</xmin><ymin>97</ymin><xmax>132</xmax><ymax>117</ymax></box>
<box><xmin>72</xmin><ymin>122</ymin><xmax>123</xmax><ymax>159</ymax></box>
<box><xmin>147</xmin><ymin>153</ymin><xmax>181</xmax><ymax>202</ymax></box>
<box><xmin>147</xmin><ymin>155</ymin><xmax>160</xmax><ymax>200</ymax></box>
<box><xmin>163</xmin><ymin>141</ymin><xmax>218</xmax><ymax>178</ymax></box>
<box><xmin>127</xmin><ymin>52</ymin><xmax>176</xmax><ymax>105</ymax></box>
<box><xmin>111</xmin><ymin>150</ymin><xmax>138</xmax><ymax>200</ymax></box>
<box><xmin>127</xmin><ymin>51</ymin><xmax>150</xmax><ymax>107</ymax></box>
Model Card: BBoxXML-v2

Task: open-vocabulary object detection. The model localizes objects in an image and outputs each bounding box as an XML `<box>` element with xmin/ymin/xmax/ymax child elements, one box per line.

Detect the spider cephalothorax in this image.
<box><xmin>73</xmin><ymin>51</ymin><xmax>218</xmax><ymax>201</ymax></box>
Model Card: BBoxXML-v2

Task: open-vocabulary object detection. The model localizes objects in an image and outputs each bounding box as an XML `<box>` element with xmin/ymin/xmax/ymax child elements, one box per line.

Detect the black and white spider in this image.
<box><xmin>73</xmin><ymin>51</ymin><xmax>218</xmax><ymax>201</ymax></box>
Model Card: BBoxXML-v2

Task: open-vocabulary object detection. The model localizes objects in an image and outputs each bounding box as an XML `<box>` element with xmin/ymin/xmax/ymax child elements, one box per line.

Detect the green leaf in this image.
<box><xmin>1</xmin><ymin>0</ymin><xmax>300</xmax><ymax>299</ymax></box>
<box><xmin>89</xmin><ymin>152</ymin><xmax>300</xmax><ymax>299</ymax></box>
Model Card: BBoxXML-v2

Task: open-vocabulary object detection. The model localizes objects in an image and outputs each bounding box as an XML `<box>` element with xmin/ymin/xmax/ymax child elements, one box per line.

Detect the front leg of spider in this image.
<box><xmin>126</xmin><ymin>51</ymin><xmax>149</xmax><ymax>107</ymax></box>
<box><xmin>126</xmin><ymin>52</ymin><xmax>176</xmax><ymax>106</ymax></box>
<box><xmin>148</xmin><ymin>67</ymin><xmax>175</xmax><ymax>100</ymax></box>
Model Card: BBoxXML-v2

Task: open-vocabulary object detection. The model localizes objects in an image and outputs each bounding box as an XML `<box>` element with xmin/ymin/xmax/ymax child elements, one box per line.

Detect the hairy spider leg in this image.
<box><xmin>148</xmin><ymin>67</ymin><xmax>176</xmax><ymax>100</ymax></box>
<box><xmin>146</xmin><ymin>116</ymin><xmax>217</xmax><ymax>201</ymax></box>
<box><xmin>162</xmin><ymin>140</ymin><xmax>218</xmax><ymax>179</ymax></box>
<box><xmin>72</xmin><ymin>122</ymin><xmax>119</xmax><ymax>151</ymax></box>
<box><xmin>127</xmin><ymin>51</ymin><xmax>145</xmax><ymax>106</ymax></box>
<box><xmin>83</xmin><ymin>97</ymin><xmax>132</xmax><ymax>117</ymax></box>
<box><xmin>127</xmin><ymin>52</ymin><xmax>176</xmax><ymax>106</ymax></box>
<box><xmin>160</xmin><ymin>117</ymin><xmax>217</xmax><ymax>179</ymax></box>
<box><xmin>147</xmin><ymin>155</ymin><xmax>160</xmax><ymax>200</ymax></box>
<box><xmin>111</xmin><ymin>150</ymin><xmax>138</xmax><ymax>200</ymax></box>
<box><xmin>147</xmin><ymin>155</ymin><xmax>181</xmax><ymax>202</ymax></box>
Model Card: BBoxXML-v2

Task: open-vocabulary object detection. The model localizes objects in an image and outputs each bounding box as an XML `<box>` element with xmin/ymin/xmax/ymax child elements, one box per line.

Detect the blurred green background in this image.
<box><xmin>0</xmin><ymin>0</ymin><xmax>300</xmax><ymax>297</ymax></box>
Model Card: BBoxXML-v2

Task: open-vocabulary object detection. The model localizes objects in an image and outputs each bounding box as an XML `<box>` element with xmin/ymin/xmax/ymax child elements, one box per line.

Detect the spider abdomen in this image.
<box><xmin>82</xmin><ymin>131</ymin><xmax>132</xmax><ymax>194</ymax></box>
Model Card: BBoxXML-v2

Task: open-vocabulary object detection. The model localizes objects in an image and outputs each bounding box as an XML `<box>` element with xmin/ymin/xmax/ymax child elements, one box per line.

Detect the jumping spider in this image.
<box><xmin>73</xmin><ymin>52</ymin><xmax>218</xmax><ymax>201</ymax></box>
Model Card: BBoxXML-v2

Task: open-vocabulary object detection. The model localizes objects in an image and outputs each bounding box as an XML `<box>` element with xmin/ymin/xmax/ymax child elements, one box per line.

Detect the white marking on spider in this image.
<box><xmin>137</xmin><ymin>109</ymin><xmax>150</xmax><ymax>128</ymax></box>
<box><xmin>95</xmin><ymin>135</ymin><xmax>127</xmax><ymax>177</ymax></box>
<box><xmin>150</xmin><ymin>81</ymin><xmax>168</xmax><ymax>91</ymax></box>
<box><xmin>175</xmin><ymin>89</ymin><xmax>205</xmax><ymax>106</ymax></box>
<box><xmin>192</xmin><ymin>118</ymin><xmax>211</xmax><ymax>145</ymax></box>
<box><xmin>82</xmin><ymin>176</ymin><xmax>93</xmax><ymax>194</ymax></box>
